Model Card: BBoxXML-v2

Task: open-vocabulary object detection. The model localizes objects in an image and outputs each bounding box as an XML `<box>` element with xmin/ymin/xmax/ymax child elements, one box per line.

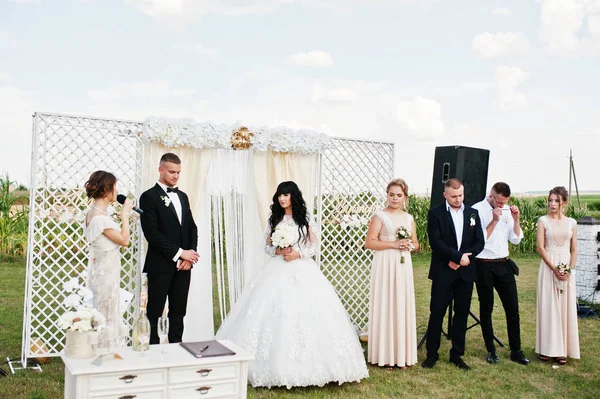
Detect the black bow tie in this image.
<box><xmin>166</xmin><ymin>187</ymin><xmax>179</xmax><ymax>193</ymax></box>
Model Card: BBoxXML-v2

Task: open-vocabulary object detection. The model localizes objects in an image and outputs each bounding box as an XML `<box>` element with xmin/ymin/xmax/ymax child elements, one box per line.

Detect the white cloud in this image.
<box><xmin>538</xmin><ymin>0</ymin><xmax>600</xmax><ymax>55</ymax></box>
<box><xmin>287</xmin><ymin>50</ymin><xmax>334</xmax><ymax>68</ymax></box>
<box><xmin>312</xmin><ymin>84</ymin><xmax>359</xmax><ymax>104</ymax></box>
<box><xmin>472</xmin><ymin>32</ymin><xmax>530</xmax><ymax>59</ymax></box>
<box><xmin>0</xmin><ymin>32</ymin><xmax>19</xmax><ymax>50</ymax></box>
<box><xmin>126</xmin><ymin>0</ymin><xmax>427</xmax><ymax>26</ymax></box>
<box><xmin>87</xmin><ymin>81</ymin><xmax>197</xmax><ymax>101</ymax></box>
<box><xmin>396</xmin><ymin>96</ymin><xmax>445</xmax><ymax>140</ymax></box>
<box><xmin>491</xmin><ymin>8</ymin><xmax>511</xmax><ymax>16</ymax></box>
<box><xmin>0</xmin><ymin>86</ymin><xmax>35</xmax><ymax>184</ymax></box>
<box><xmin>495</xmin><ymin>65</ymin><xmax>529</xmax><ymax>110</ymax></box>
<box><xmin>176</xmin><ymin>41</ymin><xmax>219</xmax><ymax>56</ymax></box>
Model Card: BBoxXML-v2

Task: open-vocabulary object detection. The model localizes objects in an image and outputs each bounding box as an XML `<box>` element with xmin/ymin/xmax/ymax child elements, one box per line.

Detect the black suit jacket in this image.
<box><xmin>427</xmin><ymin>204</ymin><xmax>485</xmax><ymax>283</ymax></box>
<box><xmin>139</xmin><ymin>184</ymin><xmax>198</xmax><ymax>274</ymax></box>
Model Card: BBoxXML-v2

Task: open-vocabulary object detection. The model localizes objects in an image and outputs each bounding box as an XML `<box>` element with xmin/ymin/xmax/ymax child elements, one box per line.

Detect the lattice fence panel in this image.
<box><xmin>23</xmin><ymin>113</ymin><xmax>144</xmax><ymax>360</ymax></box>
<box><xmin>319</xmin><ymin>138</ymin><xmax>394</xmax><ymax>331</ymax></box>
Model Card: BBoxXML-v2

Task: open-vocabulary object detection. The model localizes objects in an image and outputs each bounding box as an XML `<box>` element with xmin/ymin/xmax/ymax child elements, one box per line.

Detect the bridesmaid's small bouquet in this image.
<box><xmin>554</xmin><ymin>263</ymin><xmax>572</xmax><ymax>294</ymax></box>
<box><xmin>271</xmin><ymin>225</ymin><xmax>297</xmax><ymax>250</ymax></box>
<box><xmin>396</xmin><ymin>226</ymin><xmax>412</xmax><ymax>264</ymax></box>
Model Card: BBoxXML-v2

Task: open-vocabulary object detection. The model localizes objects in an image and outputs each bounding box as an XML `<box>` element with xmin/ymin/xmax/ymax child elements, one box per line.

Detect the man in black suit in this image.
<box><xmin>422</xmin><ymin>178</ymin><xmax>485</xmax><ymax>370</ymax></box>
<box><xmin>140</xmin><ymin>153</ymin><xmax>199</xmax><ymax>344</ymax></box>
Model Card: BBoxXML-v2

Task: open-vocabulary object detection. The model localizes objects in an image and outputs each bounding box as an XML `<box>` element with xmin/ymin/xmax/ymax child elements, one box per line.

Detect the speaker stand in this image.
<box><xmin>418</xmin><ymin>300</ymin><xmax>505</xmax><ymax>350</ymax></box>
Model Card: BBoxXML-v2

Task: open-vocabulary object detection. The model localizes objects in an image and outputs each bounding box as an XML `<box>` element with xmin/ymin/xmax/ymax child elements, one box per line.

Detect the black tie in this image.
<box><xmin>166</xmin><ymin>187</ymin><xmax>179</xmax><ymax>193</ymax></box>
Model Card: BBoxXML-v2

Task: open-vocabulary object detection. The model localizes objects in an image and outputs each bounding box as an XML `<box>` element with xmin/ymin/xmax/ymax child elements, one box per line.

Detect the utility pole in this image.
<box><xmin>569</xmin><ymin>149</ymin><xmax>582</xmax><ymax>210</ymax></box>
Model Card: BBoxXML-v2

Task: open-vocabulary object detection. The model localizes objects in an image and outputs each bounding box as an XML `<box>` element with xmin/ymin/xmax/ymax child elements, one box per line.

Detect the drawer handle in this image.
<box><xmin>119</xmin><ymin>374</ymin><xmax>138</xmax><ymax>383</ymax></box>
<box><xmin>196</xmin><ymin>386</ymin><xmax>212</xmax><ymax>395</ymax></box>
<box><xmin>196</xmin><ymin>368</ymin><xmax>212</xmax><ymax>377</ymax></box>
<box><xmin>118</xmin><ymin>396</ymin><xmax>137</xmax><ymax>399</ymax></box>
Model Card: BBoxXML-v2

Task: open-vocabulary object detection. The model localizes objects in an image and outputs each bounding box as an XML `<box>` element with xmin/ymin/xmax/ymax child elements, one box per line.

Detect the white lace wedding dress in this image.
<box><xmin>216</xmin><ymin>215</ymin><xmax>369</xmax><ymax>389</ymax></box>
<box><xmin>84</xmin><ymin>214</ymin><xmax>122</xmax><ymax>350</ymax></box>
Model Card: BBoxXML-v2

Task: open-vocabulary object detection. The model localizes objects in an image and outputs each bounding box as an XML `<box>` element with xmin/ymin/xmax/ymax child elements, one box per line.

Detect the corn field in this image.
<box><xmin>0</xmin><ymin>175</ymin><xmax>29</xmax><ymax>259</ymax></box>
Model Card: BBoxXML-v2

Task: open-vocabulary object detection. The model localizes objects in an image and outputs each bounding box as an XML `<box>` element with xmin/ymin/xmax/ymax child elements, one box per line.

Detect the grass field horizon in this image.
<box><xmin>2</xmin><ymin>254</ymin><xmax>599</xmax><ymax>398</ymax></box>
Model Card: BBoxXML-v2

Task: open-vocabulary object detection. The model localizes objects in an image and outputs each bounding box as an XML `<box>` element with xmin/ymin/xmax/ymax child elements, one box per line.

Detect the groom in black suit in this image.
<box><xmin>140</xmin><ymin>153</ymin><xmax>199</xmax><ymax>344</ymax></box>
<box><xmin>422</xmin><ymin>178</ymin><xmax>485</xmax><ymax>370</ymax></box>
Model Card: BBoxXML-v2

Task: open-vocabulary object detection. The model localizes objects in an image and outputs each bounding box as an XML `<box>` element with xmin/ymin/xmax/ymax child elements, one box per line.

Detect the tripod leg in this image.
<box><xmin>443</xmin><ymin>301</ymin><xmax>452</xmax><ymax>340</ymax></box>
<box><xmin>417</xmin><ymin>330</ymin><xmax>428</xmax><ymax>350</ymax></box>
<box><xmin>467</xmin><ymin>311</ymin><xmax>506</xmax><ymax>348</ymax></box>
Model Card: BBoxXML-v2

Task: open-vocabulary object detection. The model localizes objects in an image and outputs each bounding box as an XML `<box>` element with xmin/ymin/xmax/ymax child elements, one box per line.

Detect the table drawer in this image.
<box><xmin>88</xmin><ymin>386</ymin><xmax>167</xmax><ymax>399</ymax></box>
<box><xmin>89</xmin><ymin>369</ymin><xmax>167</xmax><ymax>391</ymax></box>
<box><xmin>168</xmin><ymin>380</ymin><xmax>238</xmax><ymax>398</ymax></box>
<box><xmin>169</xmin><ymin>362</ymin><xmax>238</xmax><ymax>384</ymax></box>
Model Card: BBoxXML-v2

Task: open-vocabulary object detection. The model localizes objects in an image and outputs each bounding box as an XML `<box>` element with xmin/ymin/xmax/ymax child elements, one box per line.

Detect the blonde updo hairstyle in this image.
<box><xmin>386</xmin><ymin>178</ymin><xmax>409</xmax><ymax>210</ymax></box>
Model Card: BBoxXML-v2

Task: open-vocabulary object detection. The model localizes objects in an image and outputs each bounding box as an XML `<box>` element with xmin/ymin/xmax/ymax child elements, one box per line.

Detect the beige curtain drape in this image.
<box><xmin>253</xmin><ymin>151</ymin><xmax>320</xmax><ymax>228</ymax></box>
<box><xmin>142</xmin><ymin>143</ymin><xmax>214</xmax><ymax>341</ymax></box>
<box><xmin>141</xmin><ymin>143</ymin><xmax>321</xmax><ymax>338</ymax></box>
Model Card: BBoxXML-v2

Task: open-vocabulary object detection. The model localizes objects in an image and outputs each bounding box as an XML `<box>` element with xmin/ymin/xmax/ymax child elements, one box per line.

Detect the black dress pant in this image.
<box><xmin>475</xmin><ymin>259</ymin><xmax>521</xmax><ymax>352</ymax></box>
<box><xmin>426</xmin><ymin>273</ymin><xmax>474</xmax><ymax>359</ymax></box>
<box><xmin>146</xmin><ymin>271</ymin><xmax>191</xmax><ymax>344</ymax></box>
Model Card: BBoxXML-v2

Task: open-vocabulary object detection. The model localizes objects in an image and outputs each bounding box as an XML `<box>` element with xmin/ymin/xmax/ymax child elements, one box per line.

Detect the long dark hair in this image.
<box><xmin>268</xmin><ymin>181</ymin><xmax>309</xmax><ymax>243</ymax></box>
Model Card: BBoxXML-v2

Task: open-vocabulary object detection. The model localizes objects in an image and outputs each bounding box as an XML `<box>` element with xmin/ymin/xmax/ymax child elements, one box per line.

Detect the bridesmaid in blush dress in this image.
<box><xmin>536</xmin><ymin>186</ymin><xmax>580</xmax><ymax>365</ymax></box>
<box><xmin>365</xmin><ymin>178</ymin><xmax>419</xmax><ymax>370</ymax></box>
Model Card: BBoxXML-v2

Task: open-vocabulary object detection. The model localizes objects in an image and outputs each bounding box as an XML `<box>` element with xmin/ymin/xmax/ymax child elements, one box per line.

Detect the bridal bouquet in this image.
<box><xmin>271</xmin><ymin>225</ymin><xmax>297</xmax><ymax>249</ymax></box>
<box><xmin>58</xmin><ymin>271</ymin><xmax>105</xmax><ymax>332</ymax></box>
<box><xmin>554</xmin><ymin>263</ymin><xmax>572</xmax><ymax>294</ymax></box>
<box><xmin>397</xmin><ymin>226</ymin><xmax>413</xmax><ymax>264</ymax></box>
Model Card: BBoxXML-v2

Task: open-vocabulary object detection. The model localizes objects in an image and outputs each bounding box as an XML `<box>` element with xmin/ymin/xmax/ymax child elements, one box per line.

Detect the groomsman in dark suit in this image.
<box><xmin>422</xmin><ymin>178</ymin><xmax>485</xmax><ymax>370</ymax></box>
<box><xmin>139</xmin><ymin>153</ymin><xmax>199</xmax><ymax>344</ymax></box>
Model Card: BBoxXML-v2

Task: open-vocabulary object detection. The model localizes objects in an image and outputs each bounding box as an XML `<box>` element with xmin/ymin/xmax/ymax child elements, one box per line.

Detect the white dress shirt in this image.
<box><xmin>472</xmin><ymin>198</ymin><xmax>523</xmax><ymax>259</ymax></box>
<box><xmin>157</xmin><ymin>181</ymin><xmax>183</xmax><ymax>262</ymax></box>
<box><xmin>446</xmin><ymin>201</ymin><xmax>465</xmax><ymax>249</ymax></box>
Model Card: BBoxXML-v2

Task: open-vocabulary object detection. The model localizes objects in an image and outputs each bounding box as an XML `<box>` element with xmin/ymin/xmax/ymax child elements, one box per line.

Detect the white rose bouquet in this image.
<box><xmin>554</xmin><ymin>263</ymin><xmax>572</xmax><ymax>294</ymax></box>
<box><xmin>396</xmin><ymin>226</ymin><xmax>413</xmax><ymax>264</ymax></box>
<box><xmin>271</xmin><ymin>225</ymin><xmax>297</xmax><ymax>250</ymax></box>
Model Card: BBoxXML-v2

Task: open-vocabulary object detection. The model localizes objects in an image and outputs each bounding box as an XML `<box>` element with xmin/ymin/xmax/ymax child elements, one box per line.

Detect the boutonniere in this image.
<box><xmin>160</xmin><ymin>195</ymin><xmax>172</xmax><ymax>207</ymax></box>
<box><xmin>469</xmin><ymin>214</ymin><xmax>476</xmax><ymax>227</ymax></box>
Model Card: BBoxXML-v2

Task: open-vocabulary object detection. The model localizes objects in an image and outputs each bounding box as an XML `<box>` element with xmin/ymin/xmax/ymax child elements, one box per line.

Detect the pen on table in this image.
<box><xmin>200</xmin><ymin>344</ymin><xmax>209</xmax><ymax>352</ymax></box>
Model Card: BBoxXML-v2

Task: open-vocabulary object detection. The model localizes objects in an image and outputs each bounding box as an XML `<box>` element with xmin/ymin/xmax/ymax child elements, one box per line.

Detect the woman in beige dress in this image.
<box><xmin>84</xmin><ymin>171</ymin><xmax>133</xmax><ymax>350</ymax></box>
<box><xmin>365</xmin><ymin>178</ymin><xmax>419</xmax><ymax>370</ymax></box>
<box><xmin>536</xmin><ymin>186</ymin><xmax>580</xmax><ymax>364</ymax></box>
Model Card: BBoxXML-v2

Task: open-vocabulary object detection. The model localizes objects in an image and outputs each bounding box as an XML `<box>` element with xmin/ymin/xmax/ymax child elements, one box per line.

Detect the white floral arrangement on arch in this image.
<box><xmin>141</xmin><ymin>116</ymin><xmax>330</xmax><ymax>154</ymax></box>
<box><xmin>59</xmin><ymin>271</ymin><xmax>106</xmax><ymax>333</ymax></box>
<box><xmin>340</xmin><ymin>214</ymin><xmax>370</xmax><ymax>229</ymax></box>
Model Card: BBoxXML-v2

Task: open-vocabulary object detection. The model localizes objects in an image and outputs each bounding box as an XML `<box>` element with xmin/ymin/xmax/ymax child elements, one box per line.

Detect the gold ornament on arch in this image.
<box><xmin>231</xmin><ymin>126</ymin><xmax>254</xmax><ymax>150</ymax></box>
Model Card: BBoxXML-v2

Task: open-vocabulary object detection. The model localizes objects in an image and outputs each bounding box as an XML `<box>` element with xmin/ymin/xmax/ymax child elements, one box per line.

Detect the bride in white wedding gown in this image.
<box><xmin>216</xmin><ymin>181</ymin><xmax>369</xmax><ymax>389</ymax></box>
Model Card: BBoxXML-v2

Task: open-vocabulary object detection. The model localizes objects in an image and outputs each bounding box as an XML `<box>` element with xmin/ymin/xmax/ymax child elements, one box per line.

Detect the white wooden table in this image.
<box><xmin>61</xmin><ymin>340</ymin><xmax>253</xmax><ymax>399</ymax></box>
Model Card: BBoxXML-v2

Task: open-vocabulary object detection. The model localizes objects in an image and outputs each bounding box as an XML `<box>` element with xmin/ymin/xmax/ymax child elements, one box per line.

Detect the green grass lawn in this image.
<box><xmin>1</xmin><ymin>255</ymin><xmax>599</xmax><ymax>399</ymax></box>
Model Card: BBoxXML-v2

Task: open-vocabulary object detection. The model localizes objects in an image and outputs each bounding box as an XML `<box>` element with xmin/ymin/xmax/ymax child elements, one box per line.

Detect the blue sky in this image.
<box><xmin>1</xmin><ymin>0</ymin><xmax>599</xmax><ymax>194</ymax></box>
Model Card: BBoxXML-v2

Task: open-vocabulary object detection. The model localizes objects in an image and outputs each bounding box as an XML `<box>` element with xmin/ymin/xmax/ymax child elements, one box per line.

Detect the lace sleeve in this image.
<box><xmin>299</xmin><ymin>215</ymin><xmax>320</xmax><ymax>259</ymax></box>
<box><xmin>264</xmin><ymin>222</ymin><xmax>276</xmax><ymax>257</ymax></box>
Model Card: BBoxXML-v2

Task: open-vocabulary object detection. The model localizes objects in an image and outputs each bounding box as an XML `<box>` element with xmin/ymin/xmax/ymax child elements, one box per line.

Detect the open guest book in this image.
<box><xmin>180</xmin><ymin>340</ymin><xmax>236</xmax><ymax>358</ymax></box>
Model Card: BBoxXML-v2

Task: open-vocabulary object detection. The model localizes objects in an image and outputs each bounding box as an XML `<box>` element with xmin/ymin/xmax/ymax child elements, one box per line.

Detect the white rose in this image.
<box><xmin>63</xmin><ymin>278</ymin><xmax>80</xmax><ymax>293</ymax></box>
<box><xmin>77</xmin><ymin>288</ymin><xmax>93</xmax><ymax>301</ymax></box>
<box><xmin>63</xmin><ymin>294</ymin><xmax>81</xmax><ymax>308</ymax></box>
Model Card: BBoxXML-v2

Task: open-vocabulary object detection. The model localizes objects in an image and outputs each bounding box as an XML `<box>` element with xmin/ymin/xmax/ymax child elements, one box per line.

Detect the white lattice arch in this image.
<box><xmin>318</xmin><ymin>138</ymin><xmax>394</xmax><ymax>331</ymax></box>
<box><xmin>22</xmin><ymin>113</ymin><xmax>394</xmax><ymax>364</ymax></box>
<box><xmin>22</xmin><ymin>113</ymin><xmax>144</xmax><ymax>364</ymax></box>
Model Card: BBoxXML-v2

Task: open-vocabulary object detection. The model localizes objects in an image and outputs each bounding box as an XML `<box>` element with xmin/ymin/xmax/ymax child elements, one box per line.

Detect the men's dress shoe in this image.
<box><xmin>421</xmin><ymin>357</ymin><xmax>438</xmax><ymax>369</ymax></box>
<box><xmin>449</xmin><ymin>356</ymin><xmax>471</xmax><ymax>370</ymax></box>
<box><xmin>486</xmin><ymin>351</ymin><xmax>499</xmax><ymax>364</ymax></box>
<box><xmin>510</xmin><ymin>350</ymin><xmax>530</xmax><ymax>365</ymax></box>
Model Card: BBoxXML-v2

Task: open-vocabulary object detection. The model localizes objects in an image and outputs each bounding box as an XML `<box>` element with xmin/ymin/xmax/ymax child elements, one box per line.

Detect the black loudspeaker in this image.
<box><xmin>430</xmin><ymin>145</ymin><xmax>490</xmax><ymax>209</ymax></box>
